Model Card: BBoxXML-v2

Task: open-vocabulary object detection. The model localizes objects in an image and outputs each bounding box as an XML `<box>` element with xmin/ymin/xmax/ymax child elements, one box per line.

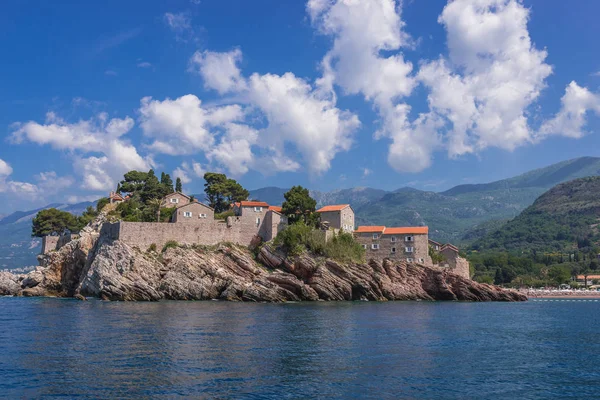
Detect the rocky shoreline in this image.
<box><xmin>0</xmin><ymin>214</ymin><xmax>526</xmax><ymax>302</ymax></box>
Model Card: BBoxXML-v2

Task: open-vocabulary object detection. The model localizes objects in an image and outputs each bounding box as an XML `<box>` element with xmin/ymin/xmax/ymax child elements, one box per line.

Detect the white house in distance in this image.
<box><xmin>316</xmin><ymin>204</ymin><xmax>355</xmax><ymax>233</ymax></box>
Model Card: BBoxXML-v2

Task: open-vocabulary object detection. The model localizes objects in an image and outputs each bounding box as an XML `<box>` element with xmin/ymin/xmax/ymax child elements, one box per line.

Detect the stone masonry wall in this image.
<box><xmin>113</xmin><ymin>215</ymin><xmax>271</xmax><ymax>251</ymax></box>
<box><xmin>355</xmin><ymin>232</ymin><xmax>432</xmax><ymax>265</ymax></box>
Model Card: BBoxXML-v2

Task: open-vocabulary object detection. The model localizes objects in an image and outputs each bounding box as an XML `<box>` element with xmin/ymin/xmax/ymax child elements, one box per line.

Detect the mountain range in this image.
<box><xmin>2</xmin><ymin>156</ymin><xmax>600</xmax><ymax>270</ymax></box>
<box><xmin>472</xmin><ymin>176</ymin><xmax>600</xmax><ymax>254</ymax></box>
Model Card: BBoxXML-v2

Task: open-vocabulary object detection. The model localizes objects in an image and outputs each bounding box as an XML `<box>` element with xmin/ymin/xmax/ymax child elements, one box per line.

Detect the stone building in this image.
<box><xmin>354</xmin><ymin>225</ymin><xmax>431</xmax><ymax>265</ymax></box>
<box><xmin>109</xmin><ymin>191</ymin><xmax>124</xmax><ymax>204</ymax></box>
<box><xmin>316</xmin><ymin>204</ymin><xmax>355</xmax><ymax>233</ymax></box>
<box><xmin>161</xmin><ymin>192</ymin><xmax>191</xmax><ymax>208</ymax></box>
<box><xmin>428</xmin><ymin>239</ymin><xmax>441</xmax><ymax>251</ymax></box>
<box><xmin>171</xmin><ymin>201</ymin><xmax>215</xmax><ymax>223</ymax></box>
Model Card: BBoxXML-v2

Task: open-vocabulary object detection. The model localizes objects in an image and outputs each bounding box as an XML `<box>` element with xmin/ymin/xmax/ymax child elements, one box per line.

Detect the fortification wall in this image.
<box><xmin>41</xmin><ymin>236</ymin><xmax>60</xmax><ymax>254</ymax></box>
<box><xmin>40</xmin><ymin>233</ymin><xmax>75</xmax><ymax>255</ymax></box>
<box><xmin>116</xmin><ymin>217</ymin><xmax>265</xmax><ymax>250</ymax></box>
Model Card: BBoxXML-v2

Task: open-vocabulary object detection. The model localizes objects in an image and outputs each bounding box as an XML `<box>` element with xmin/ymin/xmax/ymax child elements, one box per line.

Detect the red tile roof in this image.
<box><xmin>384</xmin><ymin>227</ymin><xmax>429</xmax><ymax>235</ymax></box>
<box><xmin>316</xmin><ymin>204</ymin><xmax>350</xmax><ymax>212</ymax></box>
<box><xmin>577</xmin><ymin>275</ymin><xmax>600</xmax><ymax>280</ymax></box>
<box><xmin>355</xmin><ymin>226</ymin><xmax>386</xmax><ymax>233</ymax></box>
<box><xmin>268</xmin><ymin>206</ymin><xmax>283</xmax><ymax>213</ymax></box>
<box><xmin>240</xmin><ymin>201</ymin><xmax>269</xmax><ymax>207</ymax></box>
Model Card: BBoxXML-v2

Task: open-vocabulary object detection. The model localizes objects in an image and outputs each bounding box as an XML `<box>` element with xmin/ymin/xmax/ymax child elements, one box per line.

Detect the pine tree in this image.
<box><xmin>175</xmin><ymin>177</ymin><xmax>183</xmax><ymax>193</ymax></box>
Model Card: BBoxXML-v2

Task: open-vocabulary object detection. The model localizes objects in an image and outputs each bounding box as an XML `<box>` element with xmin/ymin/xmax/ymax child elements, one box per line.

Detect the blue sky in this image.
<box><xmin>1</xmin><ymin>0</ymin><xmax>599</xmax><ymax>213</ymax></box>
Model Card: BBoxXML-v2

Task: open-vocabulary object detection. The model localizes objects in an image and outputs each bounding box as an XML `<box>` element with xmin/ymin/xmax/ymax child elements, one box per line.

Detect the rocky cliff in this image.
<box><xmin>0</xmin><ymin>214</ymin><xmax>526</xmax><ymax>302</ymax></box>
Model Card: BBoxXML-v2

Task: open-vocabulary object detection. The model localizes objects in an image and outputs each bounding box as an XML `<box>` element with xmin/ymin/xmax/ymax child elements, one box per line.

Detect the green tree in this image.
<box><xmin>141</xmin><ymin>170</ymin><xmax>163</xmax><ymax>204</ymax></box>
<box><xmin>31</xmin><ymin>208</ymin><xmax>81</xmax><ymax>237</ymax></box>
<box><xmin>160</xmin><ymin>173</ymin><xmax>174</xmax><ymax>196</ymax></box>
<box><xmin>78</xmin><ymin>206</ymin><xmax>99</xmax><ymax>227</ymax></box>
<box><xmin>96</xmin><ymin>197</ymin><xmax>110</xmax><ymax>213</ymax></box>
<box><xmin>203</xmin><ymin>172</ymin><xmax>249</xmax><ymax>213</ymax></box>
<box><xmin>146</xmin><ymin>198</ymin><xmax>163</xmax><ymax>222</ymax></box>
<box><xmin>282</xmin><ymin>186</ymin><xmax>316</xmax><ymax>224</ymax></box>
<box><xmin>175</xmin><ymin>177</ymin><xmax>183</xmax><ymax>193</ymax></box>
<box><xmin>548</xmin><ymin>265</ymin><xmax>571</xmax><ymax>285</ymax></box>
<box><xmin>119</xmin><ymin>170</ymin><xmax>148</xmax><ymax>194</ymax></box>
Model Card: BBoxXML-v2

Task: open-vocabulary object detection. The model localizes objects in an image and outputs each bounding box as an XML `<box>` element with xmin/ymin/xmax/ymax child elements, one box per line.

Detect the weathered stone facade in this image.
<box><xmin>41</xmin><ymin>233</ymin><xmax>76</xmax><ymax>255</ymax></box>
<box><xmin>354</xmin><ymin>226</ymin><xmax>431</xmax><ymax>265</ymax></box>
<box><xmin>101</xmin><ymin>205</ymin><xmax>286</xmax><ymax>251</ymax></box>
<box><xmin>172</xmin><ymin>201</ymin><xmax>214</xmax><ymax>223</ymax></box>
<box><xmin>316</xmin><ymin>205</ymin><xmax>355</xmax><ymax>232</ymax></box>
<box><xmin>161</xmin><ymin>192</ymin><xmax>190</xmax><ymax>208</ymax></box>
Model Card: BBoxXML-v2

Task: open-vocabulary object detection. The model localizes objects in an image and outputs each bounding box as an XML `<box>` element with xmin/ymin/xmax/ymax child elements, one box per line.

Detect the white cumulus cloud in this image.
<box><xmin>189</xmin><ymin>48</ymin><xmax>247</xmax><ymax>94</ymax></box>
<box><xmin>11</xmin><ymin>113</ymin><xmax>150</xmax><ymax>192</ymax></box>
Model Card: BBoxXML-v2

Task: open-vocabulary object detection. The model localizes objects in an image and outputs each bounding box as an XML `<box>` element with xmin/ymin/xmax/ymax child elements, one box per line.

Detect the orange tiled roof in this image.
<box><xmin>355</xmin><ymin>226</ymin><xmax>386</xmax><ymax>233</ymax></box>
<box><xmin>268</xmin><ymin>206</ymin><xmax>283</xmax><ymax>213</ymax></box>
<box><xmin>384</xmin><ymin>227</ymin><xmax>428</xmax><ymax>235</ymax></box>
<box><xmin>110</xmin><ymin>193</ymin><xmax>124</xmax><ymax>200</ymax></box>
<box><xmin>577</xmin><ymin>275</ymin><xmax>600</xmax><ymax>280</ymax></box>
<box><xmin>316</xmin><ymin>204</ymin><xmax>350</xmax><ymax>212</ymax></box>
<box><xmin>240</xmin><ymin>201</ymin><xmax>269</xmax><ymax>207</ymax></box>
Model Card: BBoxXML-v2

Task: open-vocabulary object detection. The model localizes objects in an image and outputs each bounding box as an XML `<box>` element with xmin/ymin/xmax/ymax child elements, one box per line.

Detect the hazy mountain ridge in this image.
<box><xmin>472</xmin><ymin>176</ymin><xmax>600</xmax><ymax>253</ymax></box>
<box><xmin>0</xmin><ymin>201</ymin><xmax>95</xmax><ymax>270</ymax></box>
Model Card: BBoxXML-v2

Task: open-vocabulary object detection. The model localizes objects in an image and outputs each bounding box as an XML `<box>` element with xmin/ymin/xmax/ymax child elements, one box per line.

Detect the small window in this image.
<box><xmin>391</xmin><ymin>247</ymin><xmax>396</xmax><ymax>253</ymax></box>
<box><xmin>199</xmin><ymin>213</ymin><xmax>207</xmax><ymax>218</ymax></box>
<box><xmin>183</xmin><ymin>211</ymin><xmax>192</xmax><ymax>218</ymax></box>
<box><xmin>371</xmin><ymin>244</ymin><xmax>379</xmax><ymax>250</ymax></box>
<box><xmin>419</xmin><ymin>258</ymin><xmax>424</xmax><ymax>263</ymax></box>
<box><xmin>391</xmin><ymin>236</ymin><xmax>396</xmax><ymax>242</ymax></box>
<box><xmin>256</xmin><ymin>217</ymin><xmax>261</xmax><ymax>226</ymax></box>
<box><xmin>405</xmin><ymin>236</ymin><xmax>413</xmax><ymax>242</ymax></box>
<box><xmin>372</xmin><ymin>233</ymin><xmax>379</xmax><ymax>240</ymax></box>
<box><xmin>254</xmin><ymin>207</ymin><xmax>263</xmax><ymax>212</ymax></box>
<box><xmin>405</xmin><ymin>247</ymin><xmax>414</xmax><ymax>253</ymax></box>
<box><xmin>362</xmin><ymin>244</ymin><xmax>367</xmax><ymax>249</ymax></box>
<box><xmin>407</xmin><ymin>258</ymin><xmax>414</xmax><ymax>263</ymax></box>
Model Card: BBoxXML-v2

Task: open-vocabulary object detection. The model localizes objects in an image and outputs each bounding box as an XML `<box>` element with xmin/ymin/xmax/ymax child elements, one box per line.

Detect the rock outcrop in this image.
<box><xmin>2</xmin><ymin>214</ymin><xmax>526</xmax><ymax>302</ymax></box>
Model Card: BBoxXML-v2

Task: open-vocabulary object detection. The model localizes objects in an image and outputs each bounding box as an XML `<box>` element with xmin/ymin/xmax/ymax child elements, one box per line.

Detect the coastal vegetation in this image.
<box><xmin>31</xmin><ymin>206</ymin><xmax>100</xmax><ymax>237</ymax></box>
<box><xmin>274</xmin><ymin>187</ymin><xmax>365</xmax><ymax>263</ymax></box>
<box><xmin>467</xmin><ymin>177</ymin><xmax>600</xmax><ymax>287</ymax></box>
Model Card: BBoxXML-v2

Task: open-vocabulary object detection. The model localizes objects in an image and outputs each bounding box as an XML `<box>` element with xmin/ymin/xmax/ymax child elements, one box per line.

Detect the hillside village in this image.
<box><xmin>41</xmin><ymin>188</ymin><xmax>469</xmax><ymax>279</ymax></box>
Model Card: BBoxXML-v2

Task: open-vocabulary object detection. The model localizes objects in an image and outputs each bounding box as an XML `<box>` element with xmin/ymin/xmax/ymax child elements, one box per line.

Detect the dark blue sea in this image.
<box><xmin>1</xmin><ymin>298</ymin><xmax>599</xmax><ymax>399</ymax></box>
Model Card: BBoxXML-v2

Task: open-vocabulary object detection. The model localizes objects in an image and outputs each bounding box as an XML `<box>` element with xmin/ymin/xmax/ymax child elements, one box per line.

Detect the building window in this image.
<box><xmin>373</xmin><ymin>233</ymin><xmax>379</xmax><ymax>240</ymax></box>
<box><xmin>391</xmin><ymin>247</ymin><xmax>396</xmax><ymax>253</ymax></box>
<box><xmin>254</xmin><ymin>207</ymin><xmax>263</xmax><ymax>212</ymax></box>
<box><xmin>362</xmin><ymin>244</ymin><xmax>367</xmax><ymax>249</ymax></box>
<box><xmin>171</xmin><ymin>198</ymin><xmax>179</xmax><ymax>204</ymax></box>
<box><xmin>419</xmin><ymin>258</ymin><xmax>424</xmax><ymax>263</ymax></box>
<box><xmin>256</xmin><ymin>217</ymin><xmax>261</xmax><ymax>226</ymax></box>
<box><xmin>405</xmin><ymin>247</ymin><xmax>414</xmax><ymax>253</ymax></box>
<box><xmin>391</xmin><ymin>236</ymin><xmax>396</xmax><ymax>242</ymax></box>
<box><xmin>183</xmin><ymin>211</ymin><xmax>192</xmax><ymax>218</ymax></box>
<box><xmin>371</xmin><ymin>244</ymin><xmax>379</xmax><ymax>250</ymax></box>
<box><xmin>405</xmin><ymin>236</ymin><xmax>414</xmax><ymax>242</ymax></box>
<box><xmin>199</xmin><ymin>213</ymin><xmax>207</xmax><ymax>218</ymax></box>
<box><xmin>407</xmin><ymin>258</ymin><xmax>414</xmax><ymax>263</ymax></box>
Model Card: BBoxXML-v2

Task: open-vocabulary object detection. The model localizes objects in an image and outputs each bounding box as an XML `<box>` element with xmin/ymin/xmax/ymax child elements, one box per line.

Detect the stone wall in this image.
<box><xmin>40</xmin><ymin>233</ymin><xmax>75</xmax><ymax>255</ymax></box>
<box><xmin>41</xmin><ymin>236</ymin><xmax>60</xmax><ymax>254</ymax></box>
<box><xmin>106</xmin><ymin>211</ymin><xmax>283</xmax><ymax>251</ymax></box>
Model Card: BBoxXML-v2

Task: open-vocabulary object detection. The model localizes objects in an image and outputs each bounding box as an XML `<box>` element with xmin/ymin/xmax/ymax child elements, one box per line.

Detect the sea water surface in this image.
<box><xmin>1</xmin><ymin>298</ymin><xmax>599</xmax><ymax>399</ymax></box>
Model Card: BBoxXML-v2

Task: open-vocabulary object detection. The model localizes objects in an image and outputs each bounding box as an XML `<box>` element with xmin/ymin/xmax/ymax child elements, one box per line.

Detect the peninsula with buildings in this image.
<box><xmin>0</xmin><ymin>170</ymin><xmax>524</xmax><ymax>301</ymax></box>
